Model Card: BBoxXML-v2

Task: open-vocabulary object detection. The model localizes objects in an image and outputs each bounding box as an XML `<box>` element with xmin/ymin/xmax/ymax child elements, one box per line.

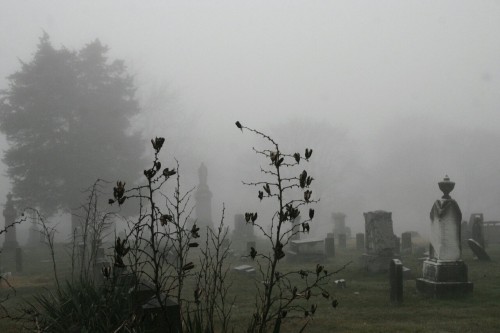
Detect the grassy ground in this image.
<box><xmin>1</xmin><ymin>241</ymin><xmax>500</xmax><ymax>332</ymax></box>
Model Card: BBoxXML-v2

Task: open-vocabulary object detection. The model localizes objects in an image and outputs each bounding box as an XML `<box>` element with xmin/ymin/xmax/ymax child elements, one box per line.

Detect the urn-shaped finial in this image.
<box><xmin>438</xmin><ymin>175</ymin><xmax>455</xmax><ymax>199</ymax></box>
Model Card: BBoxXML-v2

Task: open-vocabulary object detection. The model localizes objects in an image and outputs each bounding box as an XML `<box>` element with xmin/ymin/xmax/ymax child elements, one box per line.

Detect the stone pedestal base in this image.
<box><xmin>361</xmin><ymin>253</ymin><xmax>399</xmax><ymax>273</ymax></box>
<box><xmin>416</xmin><ymin>260</ymin><xmax>473</xmax><ymax>298</ymax></box>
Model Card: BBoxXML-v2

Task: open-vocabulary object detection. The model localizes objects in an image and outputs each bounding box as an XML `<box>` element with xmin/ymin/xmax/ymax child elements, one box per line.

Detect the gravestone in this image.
<box><xmin>460</xmin><ymin>221</ymin><xmax>470</xmax><ymax>245</ymax></box>
<box><xmin>2</xmin><ymin>194</ymin><xmax>18</xmax><ymax>250</ymax></box>
<box><xmin>470</xmin><ymin>214</ymin><xmax>485</xmax><ymax>248</ymax></box>
<box><xmin>288</xmin><ymin>238</ymin><xmax>325</xmax><ymax>263</ymax></box>
<box><xmin>483</xmin><ymin>220</ymin><xmax>500</xmax><ymax>244</ymax></box>
<box><xmin>246</xmin><ymin>241</ymin><xmax>256</xmax><ymax>256</ymax></box>
<box><xmin>467</xmin><ymin>239</ymin><xmax>491</xmax><ymax>261</ymax></box>
<box><xmin>390</xmin><ymin>259</ymin><xmax>403</xmax><ymax>304</ymax></box>
<box><xmin>332</xmin><ymin>212</ymin><xmax>351</xmax><ymax>239</ymax></box>
<box><xmin>338</xmin><ymin>233</ymin><xmax>347</xmax><ymax>249</ymax></box>
<box><xmin>356</xmin><ymin>233</ymin><xmax>365</xmax><ymax>251</ymax></box>
<box><xmin>233</xmin><ymin>264</ymin><xmax>256</xmax><ymax>276</ymax></box>
<box><xmin>325</xmin><ymin>233</ymin><xmax>335</xmax><ymax>257</ymax></box>
<box><xmin>232</xmin><ymin>214</ymin><xmax>255</xmax><ymax>253</ymax></box>
<box><xmin>290</xmin><ymin>216</ymin><xmax>301</xmax><ymax>241</ymax></box>
<box><xmin>362</xmin><ymin>210</ymin><xmax>398</xmax><ymax>273</ymax></box>
<box><xmin>142</xmin><ymin>294</ymin><xmax>181</xmax><ymax>333</ymax></box>
<box><xmin>394</xmin><ymin>236</ymin><xmax>401</xmax><ymax>255</ymax></box>
<box><xmin>335</xmin><ymin>279</ymin><xmax>347</xmax><ymax>288</ymax></box>
<box><xmin>416</xmin><ymin>176</ymin><xmax>473</xmax><ymax>298</ymax></box>
<box><xmin>195</xmin><ymin>163</ymin><xmax>213</xmax><ymax>231</ymax></box>
<box><xmin>26</xmin><ymin>211</ymin><xmax>44</xmax><ymax>247</ymax></box>
<box><xmin>401</xmin><ymin>232</ymin><xmax>412</xmax><ymax>254</ymax></box>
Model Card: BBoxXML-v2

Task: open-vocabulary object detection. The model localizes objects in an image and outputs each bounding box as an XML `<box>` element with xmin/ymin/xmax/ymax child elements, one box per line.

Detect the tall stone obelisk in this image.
<box><xmin>416</xmin><ymin>176</ymin><xmax>473</xmax><ymax>297</ymax></box>
<box><xmin>195</xmin><ymin>163</ymin><xmax>213</xmax><ymax>231</ymax></box>
<box><xmin>3</xmin><ymin>193</ymin><xmax>19</xmax><ymax>250</ymax></box>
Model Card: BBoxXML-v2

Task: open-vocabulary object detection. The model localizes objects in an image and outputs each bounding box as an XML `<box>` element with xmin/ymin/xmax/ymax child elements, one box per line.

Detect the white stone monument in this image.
<box><xmin>416</xmin><ymin>176</ymin><xmax>473</xmax><ymax>297</ymax></box>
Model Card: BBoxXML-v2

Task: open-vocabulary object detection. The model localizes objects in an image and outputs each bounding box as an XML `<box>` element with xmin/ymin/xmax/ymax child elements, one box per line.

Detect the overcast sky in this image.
<box><xmin>2</xmin><ymin>1</ymin><xmax>500</xmax><ymax>240</ymax></box>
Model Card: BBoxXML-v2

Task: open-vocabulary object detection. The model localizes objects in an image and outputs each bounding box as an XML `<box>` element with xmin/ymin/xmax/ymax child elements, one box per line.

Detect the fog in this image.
<box><xmin>2</xmin><ymin>1</ymin><xmax>500</xmax><ymax>241</ymax></box>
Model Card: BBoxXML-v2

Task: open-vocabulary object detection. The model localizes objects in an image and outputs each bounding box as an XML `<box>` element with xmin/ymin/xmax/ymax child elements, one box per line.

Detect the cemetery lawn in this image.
<box><xmin>1</xmin><ymin>242</ymin><xmax>500</xmax><ymax>332</ymax></box>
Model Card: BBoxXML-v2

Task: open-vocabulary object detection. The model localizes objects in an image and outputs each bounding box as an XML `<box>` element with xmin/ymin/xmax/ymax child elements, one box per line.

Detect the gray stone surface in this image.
<box><xmin>246</xmin><ymin>241</ymin><xmax>256</xmax><ymax>256</ymax></box>
<box><xmin>417</xmin><ymin>176</ymin><xmax>473</xmax><ymax>298</ymax></box>
<box><xmin>401</xmin><ymin>232</ymin><xmax>412</xmax><ymax>254</ymax></box>
<box><xmin>332</xmin><ymin>212</ymin><xmax>347</xmax><ymax>236</ymax></box>
<box><xmin>325</xmin><ymin>234</ymin><xmax>335</xmax><ymax>257</ymax></box>
<box><xmin>356</xmin><ymin>233</ymin><xmax>365</xmax><ymax>251</ymax></box>
<box><xmin>2</xmin><ymin>194</ymin><xmax>18</xmax><ymax>250</ymax></box>
<box><xmin>232</xmin><ymin>214</ymin><xmax>255</xmax><ymax>252</ymax></box>
<box><xmin>364</xmin><ymin>210</ymin><xmax>396</xmax><ymax>256</ymax></box>
<box><xmin>390</xmin><ymin>259</ymin><xmax>403</xmax><ymax>304</ymax></box>
<box><xmin>467</xmin><ymin>238</ymin><xmax>491</xmax><ymax>261</ymax></box>
<box><xmin>471</xmin><ymin>214</ymin><xmax>485</xmax><ymax>248</ymax></box>
<box><xmin>394</xmin><ymin>236</ymin><xmax>401</xmax><ymax>254</ymax></box>
<box><xmin>233</xmin><ymin>264</ymin><xmax>256</xmax><ymax>275</ymax></box>
<box><xmin>338</xmin><ymin>233</ymin><xmax>347</xmax><ymax>249</ymax></box>
<box><xmin>289</xmin><ymin>238</ymin><xmax>326</xmax><ymax>263</ymax></box>
<box><xmin>429</xmin><ymin>199</ymin><xmax>462</xmax><ymax>261</ymax></box>
<box><xmin>194</xmin><ymin>163</ymin><xmax>213</xmax><ymax>230</ymax></box>
<box><xmin>362</xmin><ymin>211</ymin><xmax>397</xmax><ymax>273</ymax></box>
<box><xmin>142</xmin><ymin>294</ymin><xmax>181</xmax><ymax>333</ymax></box>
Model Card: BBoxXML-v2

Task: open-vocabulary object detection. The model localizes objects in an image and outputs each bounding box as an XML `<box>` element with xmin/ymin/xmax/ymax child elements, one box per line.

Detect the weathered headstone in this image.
<box><xmin>394</xmin><ymin>236</ymin><xmax>401</xmax><ymax>255</ymax></box>
<box><xmin>233</xmin><ymin>264</ymin><xmax>256</xmax><ymax>276</ymax></box>
<box><xmin>461</xmin><ymin>221</ymin><xmax>470</xmax><ymax>245</ymax></box>
<box><xmin>142</xmin><ymin>294</ymin><xmax>181</xmax><ymax>333</ymax></box>
<box><xmin>483</xmin><ymin>220</ymin><xmax>500</xmax><ymax>244</ymax></box>
<box><xmin>467</xmin><ymin>239</ymin><xmax>491</xmax><ymax>261</ymax></box>
<box><xmin>290</xmin><ymin>216</ymin><xmax>301</xmax><ymax>241</ymax></box>
<box><xmin>362</xmin><ymin>210</ymin><xmax>398</xmax><ymax>273</ymax></box>
<box><xmin>334</xmin><ymin>279</ymin><xmax>347</xmax><ymax>288</ymax></box>
<box><xmin>356</xmin><ymin>233</ymin><xmax>365</xmax><ymax>251</ymax></box>
<box><xmin>2</xmin><ymin>194</ymin><xmax>18</xmax><ymax>250</ymax></box>
<box><xmin>246</xmin><ymin>241</ymin><xmax>256</xmax><ymax>256</ymax></box>
<box><xmin>338</xmin><ymin>233</ymin><xmax>347</xmax><ymax>249</ymax></box>
<box><xmin>26</xmin><ymin>211</ymin><xmax>43</xmax><ymax>247</ymax></box>
<box><xmin>416</xmin><ymin>176</ymin><xmax>473</xmax><ymax>298</ymax></box>
<box><xmin>401</xmin><ymin>232</ymin><xmax>412</xmax><ymax>254</ymax></box>
<box><xmin>288</xmin><ymin>238</ymin><xmax>325</xmax><ymax>263</ymax></box>
<box><xmin>195</xmin><ymin>163</ymin><xmax>213</xmax><ymax>230</ymax></box>
<box><xmin>471</xmin><ymin>214</ymin><xmax>485</xmax><ymax>248</ymax></box>
<box><xmin>390</xmin><ymin>259</ymin><xmax>403</xmax><ymax>304</ymax></box>
<box><xmin>325</xmin><ymin>233</ymin><xmax>335</xmax><ymax>257</ymax></box>
<box><xmin>232</xmin><ymin>214</ymin><xmax>255</xmax><ymax>253</ymax></box>
<box><xmin>332</xmin><ymin>212</ymin><xmax>350</xmax><ymax>238</ymax></box>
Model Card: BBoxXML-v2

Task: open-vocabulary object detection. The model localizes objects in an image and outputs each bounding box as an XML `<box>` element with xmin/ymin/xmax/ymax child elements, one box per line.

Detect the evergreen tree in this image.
<box><xmin>0</xmin><ymin>33</ymin><xmax>145</xmax><ymax>216</ymax></box>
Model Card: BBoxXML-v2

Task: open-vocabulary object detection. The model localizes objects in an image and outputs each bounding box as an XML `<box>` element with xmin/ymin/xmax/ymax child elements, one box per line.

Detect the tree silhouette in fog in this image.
<box><xmin>0</xmin><ymin>33</ymin><xmax>145</xmax><ymax>216</ymax></box>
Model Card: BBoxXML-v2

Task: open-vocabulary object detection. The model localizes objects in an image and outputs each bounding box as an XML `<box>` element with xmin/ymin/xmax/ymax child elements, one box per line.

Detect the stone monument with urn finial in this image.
<box><xmin>416</xmin><ymin>176</ymin><xmax>473</xmax><ymax>297</ymax></box>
